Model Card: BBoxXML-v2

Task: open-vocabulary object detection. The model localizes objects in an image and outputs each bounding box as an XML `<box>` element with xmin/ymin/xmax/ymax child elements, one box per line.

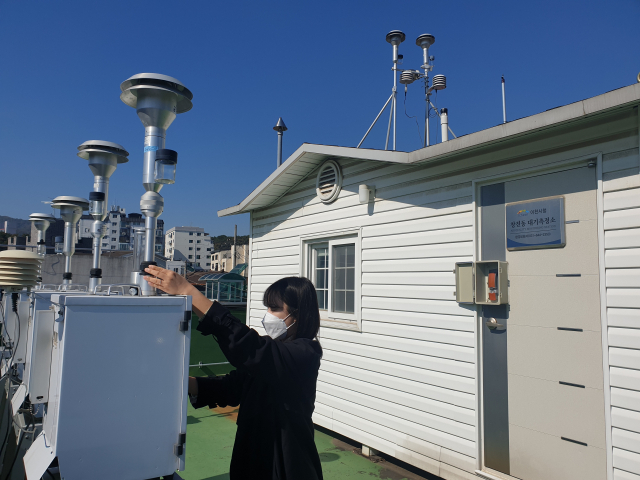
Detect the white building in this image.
<box><xmin>165</xmin><ymin>226</ymin><xmax>212</xmax><ymax>269</ymax></box>
<box><xmin>219</xmin><ymin>83</ymin><xmax>640</xmax><ymax>480</ymax></box>
<box><xmin>211</xmin><ymin>244</ymin><xmax>249</xmax><ymax>273</ymax></box>
<box><xmin>166</xmin><ymin>260</ymin><xmax>186</xmax><ymax>276</ymax></box>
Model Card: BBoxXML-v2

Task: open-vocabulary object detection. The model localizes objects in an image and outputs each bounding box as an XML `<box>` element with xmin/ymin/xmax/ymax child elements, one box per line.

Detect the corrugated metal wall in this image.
<box><xmin>603</xmin><ymin>147</ymin><xmax>640</xmax><ymax>480</ymax></box>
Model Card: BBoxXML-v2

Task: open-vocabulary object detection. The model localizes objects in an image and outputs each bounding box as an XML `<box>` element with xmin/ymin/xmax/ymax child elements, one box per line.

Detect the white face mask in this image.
<box><xmin>262</xmin><ymin>311</ymin><xmax>295</xmax><ymax>340</ymax></box>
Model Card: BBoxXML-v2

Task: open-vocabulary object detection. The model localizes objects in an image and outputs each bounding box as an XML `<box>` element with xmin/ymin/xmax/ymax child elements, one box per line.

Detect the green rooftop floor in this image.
<box><xmin>180</xmin><ymin>402</ymin><xmax>436</xmax><ymax>480</ymax></box>
<box><xmin>182</xmin><ymin>310</ymin><xmax>436</xmax><ymax>480</ymax></box>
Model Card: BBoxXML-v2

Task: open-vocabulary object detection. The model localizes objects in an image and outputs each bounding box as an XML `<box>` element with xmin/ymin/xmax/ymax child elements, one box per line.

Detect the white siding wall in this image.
<box><xmin>247</xmin><ymin>121</ymin><xmax>638</xmax><ymax>480</ymax></box>
<box><xmin>250</xmin><ymin>158</ymin><xmax>477</xmax><ymax>479</ymax></box>
<box><xmin>603</xmin><ymin>147</ymin><xmax>640</xmax><ymax>480</ymax></box>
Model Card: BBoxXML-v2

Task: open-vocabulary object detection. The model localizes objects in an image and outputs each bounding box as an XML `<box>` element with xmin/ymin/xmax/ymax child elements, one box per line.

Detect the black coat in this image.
<box><xmin>192</xmin><ymin>302</ymin><xmax>324</xmax><ymax>480</ymax></box>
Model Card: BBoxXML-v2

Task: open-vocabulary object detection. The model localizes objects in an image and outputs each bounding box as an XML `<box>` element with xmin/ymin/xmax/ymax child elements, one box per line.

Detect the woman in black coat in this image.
<box><xmin>144</xmin><ymin>266</ymin><xmax>324</xmax><ymax>480</ymax></box>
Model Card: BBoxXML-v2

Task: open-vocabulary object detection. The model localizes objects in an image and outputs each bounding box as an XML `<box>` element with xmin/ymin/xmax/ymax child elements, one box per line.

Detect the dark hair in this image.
<box><xmin>263</xmin><ymin>277</ymin><xmax>320</xmax><ymax>340</ymax></box>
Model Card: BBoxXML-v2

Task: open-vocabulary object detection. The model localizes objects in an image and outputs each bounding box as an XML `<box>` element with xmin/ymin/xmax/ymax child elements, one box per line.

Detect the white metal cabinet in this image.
<box><xmin>26</xmin><ymin>294</ymin><xmax>192</xmax><ymax>480</ymax></box>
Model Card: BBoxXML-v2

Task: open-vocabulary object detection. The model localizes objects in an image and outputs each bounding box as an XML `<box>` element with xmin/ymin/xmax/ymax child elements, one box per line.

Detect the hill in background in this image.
<box><xmin>0</xmin><ymin>216</ymin><xmax>32</xmax><ymax>235</ymax></box>
<box><xmin>211</xmin><ymin>234</ymin><xmax>249</xmax><ymax>251</ymax></box>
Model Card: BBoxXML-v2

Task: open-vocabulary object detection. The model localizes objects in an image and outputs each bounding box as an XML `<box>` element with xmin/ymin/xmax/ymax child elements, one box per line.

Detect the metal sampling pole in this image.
<box><xmin>385</xmin><ymin>31</ymin><xmax>405</xmax><ymax>151</ymax></box>
<box><xmin>78</xmin><ymin>141</ymin><xmax>129</xmax><ymax>292</ymax></box>
<box><xmin>29</xmin><ymin>213</ymin><xmax>56</xmax><ymax>282</ymax></box>
<box><xmin>120</xmin><ymin>73</ymin><xmax>193</xmax><ymax>295</ymax></box>
<box><xmin>416</xmin><ymin>34</ymin><xmax>435</xmax><ymax>148</ymax></box>
<box><xmin>51</xmin><ymin>197</ymin><xmax>89</xmax><ymax>284</ymax></box>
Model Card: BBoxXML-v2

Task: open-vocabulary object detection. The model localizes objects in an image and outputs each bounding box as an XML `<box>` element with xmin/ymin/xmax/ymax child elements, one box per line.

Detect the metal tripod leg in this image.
<box><xmin>357</xmin><ymin>93</ymin><xmax>393</xmax><ymax>148</ymax></box>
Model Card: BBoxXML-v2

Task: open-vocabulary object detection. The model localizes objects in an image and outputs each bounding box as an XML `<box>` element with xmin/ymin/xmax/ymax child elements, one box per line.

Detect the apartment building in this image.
<box><xmin>211</xmin><ymin>244</ymin><xmax>249</xmax><ymax>273</ymax></box>
<box><xmin>165</xmin><ymin>226</ymin><xmax>212</xmax><ymax>269</ymax></box>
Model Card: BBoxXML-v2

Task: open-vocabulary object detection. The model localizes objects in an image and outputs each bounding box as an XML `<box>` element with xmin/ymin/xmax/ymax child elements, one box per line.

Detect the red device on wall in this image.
<box><xmin>488</xmin><ymin>270</ymin><xmax>498</xmax><ymax>302</ymax></box>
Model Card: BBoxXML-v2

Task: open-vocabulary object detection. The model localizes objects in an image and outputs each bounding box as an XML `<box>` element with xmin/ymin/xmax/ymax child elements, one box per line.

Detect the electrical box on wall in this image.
<box><xmin>454</xmin><ymin>262</ymin><xmax>475</xmax><ymax>304</ymax></box>
<box><xmin>454</xmin><ymin>261</ymin><xmax>509</xmax><ymax>305</ymax></box>
<box><xmin>475</xmin><ymin>261</ymin><xmax>508</xmax><ymax>305</ymax></box>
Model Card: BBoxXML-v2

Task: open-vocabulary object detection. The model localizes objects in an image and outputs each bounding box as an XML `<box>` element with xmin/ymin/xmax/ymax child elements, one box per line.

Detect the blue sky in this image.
<box><xmin>1</xmin><ymin>0</ymin><xmax>638</xmax><ymax>236</ymax></box>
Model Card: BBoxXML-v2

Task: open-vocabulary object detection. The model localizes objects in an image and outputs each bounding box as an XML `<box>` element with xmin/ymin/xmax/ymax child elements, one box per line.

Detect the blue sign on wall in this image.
<box><xmin>506</xmin><ymin>196</ymin><xmax>566</xmax><ymax>250</ymax></box>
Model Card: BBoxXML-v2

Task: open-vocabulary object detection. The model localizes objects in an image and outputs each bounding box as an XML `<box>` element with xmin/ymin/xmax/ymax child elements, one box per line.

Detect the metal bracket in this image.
<box><xmin>50</xmin><ymin>304</ymin><xmax>64</xmax><ymax>319</ymax></box>
<box><xmin>174</xmin><ymin>432</ymin><xmax>186</xmax><ymax>456</ymax></box>
<box><xmin>179</xmin><ymin>311</ymin><xmax>191</xmax><ymax>332</ymax></box>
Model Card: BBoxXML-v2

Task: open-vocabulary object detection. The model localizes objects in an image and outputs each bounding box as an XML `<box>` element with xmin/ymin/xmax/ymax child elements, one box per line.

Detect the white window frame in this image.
<box><xmin>300</xmin><ymin>228</ymin><xmax>361</xmax><ymax>332</ymax></box>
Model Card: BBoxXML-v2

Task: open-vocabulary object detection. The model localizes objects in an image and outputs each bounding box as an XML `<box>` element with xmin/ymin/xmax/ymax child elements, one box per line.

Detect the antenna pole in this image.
<box><xmin>273</xmin><ymin>118</ymin><xmax>288</xmax><ymax>168</ymax></box>
<box><xmin>393</xmin><ymin>44</ymin><xmax>398</xmax><ymax>151</ymax></box>
<box><xmin>502</xmin><ymin>76</ymin><xmax>507</xmax><ymax>123</ymax></box>
<box><xmin>276</xmin><ymin>131</ymin><xmax>283</xmax><ymax>167</ymax></box>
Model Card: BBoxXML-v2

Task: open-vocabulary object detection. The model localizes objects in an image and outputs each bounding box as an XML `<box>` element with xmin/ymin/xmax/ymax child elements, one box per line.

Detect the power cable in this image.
<box><xmin>2</xmin><ymin>409</ymin><xmax>34</xmax><ymax>480</ymax></box>
<box><xmin>403</xmin><ymin>90</ymin><xmax>423</xmax><ymax>148</ymax></box>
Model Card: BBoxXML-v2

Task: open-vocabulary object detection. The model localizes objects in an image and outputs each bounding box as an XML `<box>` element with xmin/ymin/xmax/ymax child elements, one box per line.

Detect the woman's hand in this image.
<box><xmin>144</xmin><ymin>265</ymin><xmax>214</xmax><ymax>317</ymax></box>
<box><xmin>144</xmin><ymin>265</ymin><xmax>193</xmax><ymax>296</ymax></box>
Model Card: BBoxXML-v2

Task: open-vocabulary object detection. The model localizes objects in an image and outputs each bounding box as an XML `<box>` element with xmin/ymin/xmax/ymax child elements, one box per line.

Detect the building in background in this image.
<box><xmin>166</xmin><ymin>260</ymin><xmax>186</xmax><ymax>276</ymax></box>
<box><xmin>212</xmin><ymin>244</ymin><xmax>248</xmax><ymax>274</ymax></box>
<box><xmin>80</xmin><ymin>206</ymin><xmax>164</xmax><ymax>254</ymax></box>
<box><xmin>165</xmin><ymin>226</ymin><xmax>212</xmax><ymax>270</ymax></box>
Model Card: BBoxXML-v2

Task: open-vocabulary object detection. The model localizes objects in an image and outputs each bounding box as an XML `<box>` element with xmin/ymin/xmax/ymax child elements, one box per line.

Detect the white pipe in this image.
<box><xmin>440</xmin><ymin>108</ymin><xmax>449</xmax><ymax>142</ymax></box>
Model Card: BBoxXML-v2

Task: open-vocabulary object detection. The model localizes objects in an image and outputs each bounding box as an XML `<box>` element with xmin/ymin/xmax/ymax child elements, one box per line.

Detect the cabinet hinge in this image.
<box><xmin>174</xmin><ymin>432</ymin><xmax>187</xmax><ymax>456</ymax></box>
<box><xmin>179</xmin><ymin>311</ymin><xmax>191</xmax><ymax>332</ymax></box>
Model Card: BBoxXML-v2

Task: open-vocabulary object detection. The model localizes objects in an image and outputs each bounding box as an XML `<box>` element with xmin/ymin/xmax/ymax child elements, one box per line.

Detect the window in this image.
<box><xmin>111</xmin><ymin>245</ymin><xmax>116</xmax><ymax>250</ymax></box>
<box><xmin>111</xmin><ymin>238</ymin><xmax>116</xmax><ymax>241</ymax></box>
<box><xmin>197</xmin><ymin>240</ymin><xmax>201</xmax><ymax>244</ymax></box>
<box><xmin>197</xmin><ymin>233</ymin><xmax>201</xmax><ymax>236</ymax></box>
<box><xmin>189</xmin><ymin>247</ymin><xmax>193</xmax><ymax>251</ymax></box>
<box><xmin>189</xmin><ymin>255</ymin><xmax>193</xmax><ymax>259</ymax></box>
<box><xmin>197</xmin><ymin>247</ymin><xmax>201</xmax><ymax>251</ymax></box>
<box><xmin>112</xmin><ymin>222</ymin><xmax>117</xmax><ymax>226</ymax></box>
<box><xmin>303</xmin><ymin>232</ymin><xmax>360</xmax><ymax>330</ymax></box>
<box><xmin>206</xmin><ymin>262</ymin><xmax>211</xmax><ymax>266</ymax></box>
<box><xmin>189</xmin><ymin>240</ymin><xmax>193</xmax><ymax>243</ymax></box>
<box><xmin>196</xmin><ymin>255</ymin><xmax>201</xmax><ymax>259</ymax></box>
<box><xmin>189</xmin><ymin>232</ymin><xmax>193</xmax><ymax>236</ymax></box>
<box><xmin>311</xmin><ymin>245</ymin><xmax>329</xmax><ymax>309</ymax></box>
<box><xmin>112</xmin><ymin>230</ymin><xmax>117</xmax><ymax>234</ymax></box>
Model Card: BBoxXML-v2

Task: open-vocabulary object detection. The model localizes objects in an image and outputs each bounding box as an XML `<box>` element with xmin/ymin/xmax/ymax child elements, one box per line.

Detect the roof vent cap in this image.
<box><xmin>316</xmin><ymin>160</ymin><xmax>343</xmax><ymax>204</ymax></box>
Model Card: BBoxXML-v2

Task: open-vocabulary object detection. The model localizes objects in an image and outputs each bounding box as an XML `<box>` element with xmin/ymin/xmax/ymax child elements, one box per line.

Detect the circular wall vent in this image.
<box><xmin>316</xmin><ymin>160</ymin><xmax>343</xmax><ymax>204</ymax></box>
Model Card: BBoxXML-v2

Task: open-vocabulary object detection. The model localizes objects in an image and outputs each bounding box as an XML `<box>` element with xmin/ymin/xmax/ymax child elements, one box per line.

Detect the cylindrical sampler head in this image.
<box><xmin>386</xmin><ymin>30</ymin><xmax>406</xmax><ymax>46</ymax></box>
<box><xmin>415</xmin><ymin>33</ymin><xmax>435</xmax><ymax>50</ymax></box>
<box><xmin>120</xmin><ymin>73</ymin><xmax>193</xmax><ymax>130</ymax></box>
<box><xmin>77</xmin><ymin>140</ymin><xmax>129</xmax><ymax>179</ymax></box>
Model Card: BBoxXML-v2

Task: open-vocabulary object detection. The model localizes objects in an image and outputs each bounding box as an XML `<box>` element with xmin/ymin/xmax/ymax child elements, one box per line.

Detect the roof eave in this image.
<box><xmin>219</xmin><ymin>83</ymin><xmax>640</xmax><ymax>218</ymax></box>
<box><xmin>217</xmin><ymin>144</ymin><xmax>408</xmax><ymax>217</ymax></box>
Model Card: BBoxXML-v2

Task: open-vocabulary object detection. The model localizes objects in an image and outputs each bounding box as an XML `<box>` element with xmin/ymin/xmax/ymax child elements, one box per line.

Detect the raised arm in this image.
<box><xmin>143</xmin><ymin>265</ymin><xmax>213</xmax><ymax>317</ymax></box>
